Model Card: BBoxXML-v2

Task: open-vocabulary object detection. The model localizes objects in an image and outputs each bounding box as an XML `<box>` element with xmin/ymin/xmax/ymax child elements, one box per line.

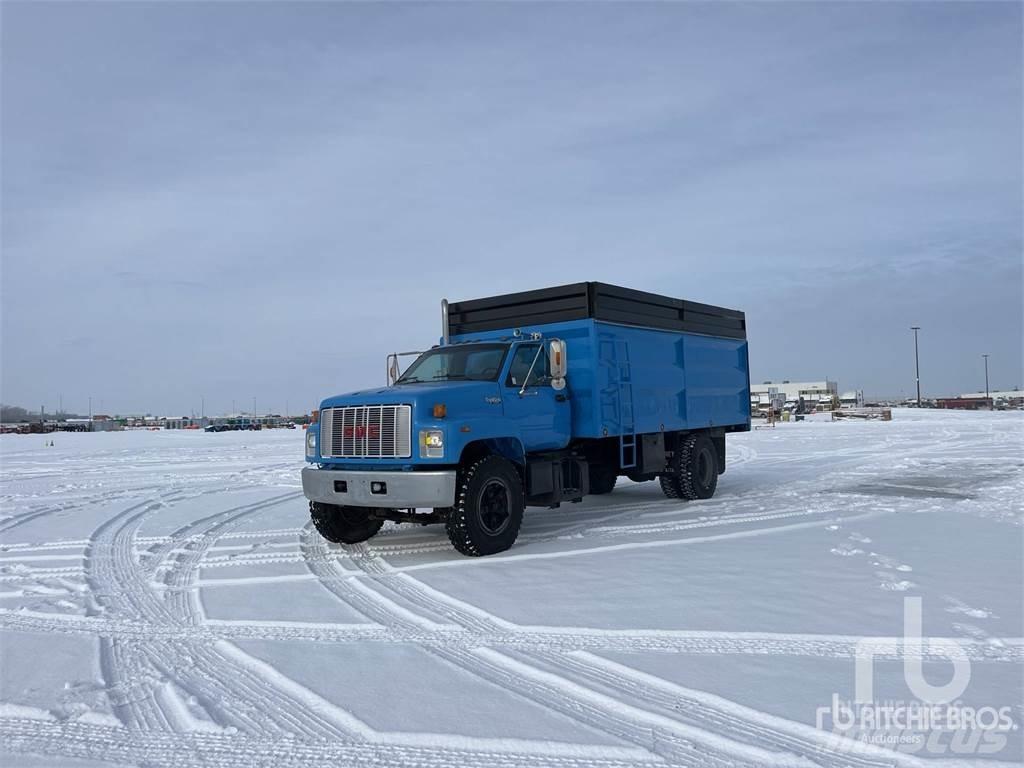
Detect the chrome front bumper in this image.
<box><xmin>301</xmin><ymin>467</ymin><xmax>457</xmax><ymax>508</ymax></box>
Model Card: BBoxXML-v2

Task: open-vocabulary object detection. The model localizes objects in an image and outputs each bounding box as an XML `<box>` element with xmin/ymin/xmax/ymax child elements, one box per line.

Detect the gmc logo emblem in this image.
<box><xmin>343</xmin><ymin>425</ymin><xmax>379</xmax><ymax>439</ymax></box>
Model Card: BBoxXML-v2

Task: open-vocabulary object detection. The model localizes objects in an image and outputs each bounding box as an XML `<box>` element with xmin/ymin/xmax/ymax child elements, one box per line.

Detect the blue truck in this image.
<box><xmin>302</xmin><ymin>282</ymin><xmax>751</xmax><ymax>556</ymax></box>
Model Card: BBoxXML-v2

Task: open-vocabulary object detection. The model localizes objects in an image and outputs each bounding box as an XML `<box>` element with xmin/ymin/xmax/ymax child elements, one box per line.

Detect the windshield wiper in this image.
<box><xmin>399</xmin><ymin>373</ymin><xmax>482</xmax><ymax>384</ymax></box>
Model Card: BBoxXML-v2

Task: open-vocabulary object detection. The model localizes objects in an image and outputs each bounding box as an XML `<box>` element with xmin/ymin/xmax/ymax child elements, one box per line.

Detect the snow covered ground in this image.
<box><xmin>0</xmin><ymin>410</ymin><xmax>1021</xmax><ymax>767</ymax></box>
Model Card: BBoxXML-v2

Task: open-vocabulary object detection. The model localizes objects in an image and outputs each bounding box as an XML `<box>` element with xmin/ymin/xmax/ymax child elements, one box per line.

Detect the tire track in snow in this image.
<box><xmin>145</xmin><ymin>490</ymin><xmax>370</xmax><ymax>740</ymax></box>
<box><xmin>0</xmin><ymin>717</ymin><xmax>660</xmax><ymax>768</ymax></box>
<box><xmin>315</xmin><ymin>540</ymin><xmax>806</xmax><ymax>766</ymax></box>
<box><xmin>300</xmin><ymin>531</ymin><xmax>696</xmax><ymax>762</ymax></box>
<box><xmin>158</xmin><ymin>492</ymin><xmax>381</xmax><ymax>740</ymax></box>
<box><xmin>297</xmin><ymin>523</ymin><xmax>453</xmax><ymax>630</ymax></box>
<box><xmin>465</xmin><ymin>647</ymin><xmax>804</xmax><ymax>768</ymax></box>
<box><xmin>7</xmin><ymin>418</ymin><xmax>1021</xmax><ymax>768</ymax></box>
<box><xmin>542</xmin><ymin>651</ymin><xmax>906</xmax><ymax>768</ymax></box>
<box><xmin>246</xmin><ymin>491</ymin><xmax>838</xmax><ymax>567</ymax></box>
<box><xmin>83</xmin><ymin>488</ymin><xmax>370</xmax><ymax>740</ymax></box>
<box><xmin>86</xmin><ymin>494</ymin><xmax>185</xmax><ymax>731</ymax></box>
<box><xmin>335</xmin><ymin>555</ymin><xmax>1022</xmax><ymax>765</ymax></box>
<box><xmin>583</xmin><ymin>504</ymin><xmax>845</xmax><ymax>541</ymax></box>
<box><xmin>0</xmin><ymin>487</ymin><xmax>159</xmax><ymax>535</ymax></box>
<box><xmin>4</xmin><ymin>608</ymin><xmax>1019</xmax><ymax>662</ymax></box>
<box><xmin>308</xmin><ymin>511</ymin><xmax>1024</xmax><ymax>767</ymax></box>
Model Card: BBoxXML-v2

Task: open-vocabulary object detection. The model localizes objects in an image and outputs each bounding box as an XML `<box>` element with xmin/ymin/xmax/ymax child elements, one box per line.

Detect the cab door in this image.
<box><xmin>501</xmin><ymin>341</ymin><xmax>571</xmax><ymax>452</ymax></box>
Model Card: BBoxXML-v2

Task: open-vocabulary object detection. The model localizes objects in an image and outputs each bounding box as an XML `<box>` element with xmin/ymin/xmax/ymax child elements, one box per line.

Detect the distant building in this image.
<box><xmin>959</xmin><ymin>389</ymin><xmax>1024</xmax><ymax>406</ymax></box>
<box><xmin>89</xmin><ymin>414</ymin><xmax>123</xmax><ymax>432</ymax></box>
<box><xmin>840</xmin><ymin>390</ymin><xmax>865</xmax><ymax>408</ymax></box>
<box><xmin>936</xmin><ymin>397</ymin><xmax>992</xmax><ymax>411</ymax></box>
<box><xmin>751</xmin><ymin>380</ymin><xmax>839</xmax><ymax>410</ymax></box>
<box><xmin>162</xmin><ymin>416</ymin><xmax>209</xmax><ymax>430</ymax></box>
<box><xmin>123</xmin><ymin>416</ymin><xmax>161</xmax><ymax>428</ymax></box>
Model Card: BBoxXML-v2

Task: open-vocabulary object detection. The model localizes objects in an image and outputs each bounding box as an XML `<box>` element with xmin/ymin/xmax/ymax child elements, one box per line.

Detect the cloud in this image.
<box><xmin>1</xmin><ymin>2</ymin><xmax>1020</xmax><ymax>412</ymax></box>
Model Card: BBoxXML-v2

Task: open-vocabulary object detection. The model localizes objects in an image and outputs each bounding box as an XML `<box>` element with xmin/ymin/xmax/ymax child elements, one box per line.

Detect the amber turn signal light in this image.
<box><xmin>433</xmin><ymin>403</ymin><xmax>447</xmax><ymax>419</ymax></box>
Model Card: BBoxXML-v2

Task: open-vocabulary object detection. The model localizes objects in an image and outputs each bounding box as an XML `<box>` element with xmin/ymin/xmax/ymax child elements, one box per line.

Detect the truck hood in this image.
<box><xmin>320</xmin><ymin>381</ymin><xmax>500</xmax><ymax>413</ymax></box>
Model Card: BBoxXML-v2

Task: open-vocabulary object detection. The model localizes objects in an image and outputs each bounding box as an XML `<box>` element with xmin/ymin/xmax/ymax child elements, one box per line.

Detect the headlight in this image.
<box><xmin>419</xmin><ymin>429</ymin><xmax>444</xmax><ymax>459</ymax></box>
<box><xmin>305</xmin><ymin>429</ymin><xmax>317</xmax><ymax>457</ymax></box>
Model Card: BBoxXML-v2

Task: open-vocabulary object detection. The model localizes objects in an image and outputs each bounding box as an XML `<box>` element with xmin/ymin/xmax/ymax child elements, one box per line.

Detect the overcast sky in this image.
<box><xmin>2</xmin><ymin>2</ymin><xmax>1021</xmax><ymax>415</ymax></box>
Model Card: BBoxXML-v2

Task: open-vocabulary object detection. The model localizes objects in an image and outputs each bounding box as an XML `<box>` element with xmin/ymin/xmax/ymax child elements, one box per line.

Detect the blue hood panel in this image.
<box><xmin>321</xmin><ymin>381</ymin><xmax>500</xmax><ymax>413</ymax></box>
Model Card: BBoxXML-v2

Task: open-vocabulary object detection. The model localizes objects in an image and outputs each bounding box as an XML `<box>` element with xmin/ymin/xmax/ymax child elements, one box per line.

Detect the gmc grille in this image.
<box><xmin>320</xmin><ymin>405</ymin><xmax>412</xmax><ymax>459</ymax></box>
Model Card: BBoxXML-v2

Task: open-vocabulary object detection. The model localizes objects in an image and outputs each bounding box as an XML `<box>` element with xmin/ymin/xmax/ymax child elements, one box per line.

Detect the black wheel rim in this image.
<box><xmin>339</xmin><ymin>507</ymin><xmax>370</xmax><ymax>525</ymax></box>
<box><xmin>477</xmin><ymin>479</ymin><xmax>511</xmax><ymax>535</ymax></box>
<box><xmin>696</xmin><ymin>448</ymin><xmax>714</xmax><ymax>488</ymax></box>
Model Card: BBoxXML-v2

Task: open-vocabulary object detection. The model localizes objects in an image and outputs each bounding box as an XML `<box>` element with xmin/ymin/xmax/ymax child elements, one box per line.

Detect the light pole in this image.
<box><xmin>982</xmin><ymin>354</ymin><xmax>990</xmax><ymax>403</ymax></box>
<box><xmin>910</xmin><ymin>327</ymin><xmax>921</xmax><ymax>407</ymax></box>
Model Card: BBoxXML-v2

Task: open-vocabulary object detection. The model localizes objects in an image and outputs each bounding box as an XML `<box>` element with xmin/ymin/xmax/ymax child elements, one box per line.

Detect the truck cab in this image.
<box><xmin>303</xmin><ymin>282</ymin><xmax>751</xmax><ymax>556</ymax></box>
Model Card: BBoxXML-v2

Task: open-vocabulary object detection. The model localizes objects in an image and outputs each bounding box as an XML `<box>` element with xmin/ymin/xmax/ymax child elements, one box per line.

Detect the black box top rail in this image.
<box><xmin>447</xmin><ymin>282</ymin><xmax>746</xmax><ymax>340</ymax></box>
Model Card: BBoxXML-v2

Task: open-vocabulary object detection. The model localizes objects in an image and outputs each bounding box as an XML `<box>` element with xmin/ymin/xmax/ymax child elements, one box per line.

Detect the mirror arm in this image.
<box><xmin>519</xmin><ymin>343</ymin><xmax>546</xmax><ymax>397</ymax></box>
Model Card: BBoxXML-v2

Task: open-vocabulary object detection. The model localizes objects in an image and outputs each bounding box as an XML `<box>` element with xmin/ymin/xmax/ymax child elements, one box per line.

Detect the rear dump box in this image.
<box><xmin>446</xmin><ymin>282</ymin><xmax>752</xmax><ymax>439</ymax></box>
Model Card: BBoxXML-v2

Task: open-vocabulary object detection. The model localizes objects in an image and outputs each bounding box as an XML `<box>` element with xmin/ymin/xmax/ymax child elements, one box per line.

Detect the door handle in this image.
<box><xmin>555</xmin><ymin>393</ymin><xmax>568</xmax><ymax>402</ymax></box>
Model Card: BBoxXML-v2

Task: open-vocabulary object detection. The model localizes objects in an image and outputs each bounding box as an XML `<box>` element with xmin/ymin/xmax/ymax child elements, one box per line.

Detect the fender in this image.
<box><xmin>448</xmin><ymin>416</ymin><xmax>526</xmax><ymax>468</ymax></box>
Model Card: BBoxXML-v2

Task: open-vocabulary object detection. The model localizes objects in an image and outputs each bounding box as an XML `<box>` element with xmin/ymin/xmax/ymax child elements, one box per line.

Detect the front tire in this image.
<box><xmin>310</xmin><ymin>502</ymin><xmax>384</xmax><ymax>544</ymax></box>
<box><xmin>446</xmin><ymin>455</ymin><xmax>524</xmax><ymax>556</ymax></box>
<box><xmin>659</xmin><ymin>433</ymin><xmax>719</xmax><ymax>501</ymax></box>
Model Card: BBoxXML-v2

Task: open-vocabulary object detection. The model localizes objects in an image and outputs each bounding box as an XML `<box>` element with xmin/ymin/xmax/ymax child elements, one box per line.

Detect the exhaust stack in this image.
<box><xmin>441</xmin><ymin>299</ymin><xmax>450</xmax><ymax>346</ymax></box>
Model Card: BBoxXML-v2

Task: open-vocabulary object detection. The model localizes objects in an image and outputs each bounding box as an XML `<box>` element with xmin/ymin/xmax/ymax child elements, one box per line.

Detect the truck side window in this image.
<box><xmin>506</xmin><ymin>343</ymin><xmax>549</xmax><ymax>388</ymax></box>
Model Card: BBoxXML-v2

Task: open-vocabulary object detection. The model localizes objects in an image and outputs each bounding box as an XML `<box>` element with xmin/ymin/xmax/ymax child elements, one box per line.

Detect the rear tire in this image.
<box><xmin>659</xmin><ymin>473</ymin><xmax>682</xmax><ymax>499</ymax></box>
<box><xmin>660</xmin><ymin>433</ymin><xmax>719</xmax><ymax>501</ymax></box>
<box><xmin>310</xmin><ymin>502</ymin><xmax>384</xmax><ymax>544</ymax></box>
<box><xmin>446</xmin><ymin>455</ymin><xmax>524</xmax><ymax>556</ymax></box>
<box><xmin>588</xmin><ymin>464</ymin><xmax>618</xmax><ymax>495</ymax></box>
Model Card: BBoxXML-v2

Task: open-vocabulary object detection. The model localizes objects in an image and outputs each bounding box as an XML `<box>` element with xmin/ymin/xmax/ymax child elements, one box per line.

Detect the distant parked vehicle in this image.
<box><xmin>204</xmin><ymin>424</ymin><xmax>237</xmax><ymax>433</ymax></box>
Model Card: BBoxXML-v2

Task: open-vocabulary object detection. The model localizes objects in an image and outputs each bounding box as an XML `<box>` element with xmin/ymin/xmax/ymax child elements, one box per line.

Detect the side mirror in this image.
<box><xmin>549</xmin><ymin>339</ymin><xmax>567</xmax><ymax>390</ymax></box>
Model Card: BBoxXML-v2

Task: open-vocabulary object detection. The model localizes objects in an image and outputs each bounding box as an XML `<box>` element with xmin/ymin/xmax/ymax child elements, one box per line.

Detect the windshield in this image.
<box><xmin>396</xmin><ymin>343</ymin><xmax>509</xmax><ymax>384</ymax></box>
